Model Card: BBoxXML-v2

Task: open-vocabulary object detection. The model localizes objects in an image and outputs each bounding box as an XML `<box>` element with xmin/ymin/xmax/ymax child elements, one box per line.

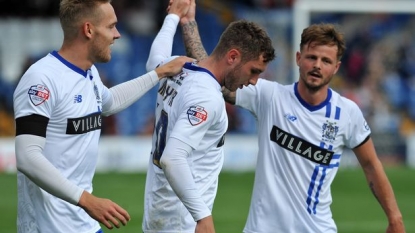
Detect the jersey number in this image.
<box><xmin>153</xmin><ymin>110</ymin><xmax>168</xmax><ymax>168</ymax></box>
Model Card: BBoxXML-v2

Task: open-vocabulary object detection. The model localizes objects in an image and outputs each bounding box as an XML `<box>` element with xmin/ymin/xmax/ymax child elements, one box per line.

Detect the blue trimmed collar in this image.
<box><xmin>51</xmin><ymin>51</ymin><xmax>93</xmax><ymax>80</ymax></box>
<box><xmin>294</xmin><ymin>82</ymin><xmax>332</xmax><ymax>112</ymax></box>
<box><xmin>183</xmin><ymin>62</ymin><xmax>219</xmax><ymax>85</ymax></box>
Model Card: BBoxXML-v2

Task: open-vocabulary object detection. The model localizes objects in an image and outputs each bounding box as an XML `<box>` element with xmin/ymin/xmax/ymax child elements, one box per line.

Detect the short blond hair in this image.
<box><xmin>59</xmin><ymin>0</ymin><xmax>111</xmax><ymax>40</ymax></box>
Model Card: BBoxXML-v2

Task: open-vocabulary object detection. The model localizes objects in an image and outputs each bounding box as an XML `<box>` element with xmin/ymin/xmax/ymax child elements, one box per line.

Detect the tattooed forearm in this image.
<box><xmin>369</xmin><ymin>181</ymin><xmax>380</xmax><ymax>203</ymax></box>
<box><xmin>181</xmin><ymin>21</ymin><xmax>208</xmax><ymax>61</ymax></box>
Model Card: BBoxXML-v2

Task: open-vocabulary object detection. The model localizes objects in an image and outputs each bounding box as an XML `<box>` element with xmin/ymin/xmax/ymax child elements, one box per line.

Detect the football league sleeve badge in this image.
<box><xmin>28</xmin><ymin>84</ymin><xmax>50</xmax><ymax>106</ymax></box>
<box><xmin>187</xmin><ymin>105</ymin><xmax>208</xmax><ymax>126</ymax></box>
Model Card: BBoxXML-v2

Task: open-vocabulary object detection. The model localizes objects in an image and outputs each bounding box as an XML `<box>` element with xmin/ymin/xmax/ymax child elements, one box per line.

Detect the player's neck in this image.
<box><xmin>59</xmin><ymin>42</ymin><xmax>93</xmax><ymax>71</ymax></box>
<box><xmin>197</xmin><ymin>57</ymin><xmax>223</xmax><ymax>84</ymax></box>
<box><xmin>297</xmin><ymin>81</ymin><xmax>329</xmax><ymax>106</ymax></box>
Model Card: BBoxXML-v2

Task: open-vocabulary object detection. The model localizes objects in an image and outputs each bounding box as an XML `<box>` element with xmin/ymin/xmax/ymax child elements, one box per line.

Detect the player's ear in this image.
<box><xmin>227</xmin><ymin>49</ymin><xmax>241</xmax><ymax>65</ymax></box>
<box><xmin>83</xmin><ymin>22</ymin><xmax>93</xmax><ymax>39</ymax></box>
<box><xmin>333</xmin><ymin>61</ymin><xmax>341</xmax><ymax>75</ymax></box>
<box><xmin>295</xmin><ymin>51</ymin><xmax>301</xmax><ymax>66</ymax></box>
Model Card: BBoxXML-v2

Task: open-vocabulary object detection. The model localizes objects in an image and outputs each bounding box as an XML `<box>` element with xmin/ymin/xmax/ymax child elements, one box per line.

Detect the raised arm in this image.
<box><xmin>146</xmin><ymin>0</ymin><xmax>191</xmax><ymax>71</ymax></box>
<box><xmin>179</xmin><ymin>0</ymin><xmax>208</xmax><ymax>61</ymax></box>
<box><xmin>102</xmin><ymin>0</ymin><xmax>194</xmax><ymax>116</ymax></box>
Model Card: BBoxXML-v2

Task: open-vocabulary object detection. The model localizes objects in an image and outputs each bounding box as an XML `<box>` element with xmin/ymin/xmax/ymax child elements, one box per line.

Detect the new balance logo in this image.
<box><xmin>284</xmin><ymin>113</ymin><xmax>297</xmax><ymax>122</ymax></box>
<box><xmin>74</xmin><ymin>95</ymin><xmax>83</xmax><ymax>103</ymax></box>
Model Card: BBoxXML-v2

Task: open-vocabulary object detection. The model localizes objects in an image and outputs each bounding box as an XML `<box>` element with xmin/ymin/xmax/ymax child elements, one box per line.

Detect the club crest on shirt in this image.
<box><xmin>93</xmin><ymin>82</ymin><xmax>100</xmax><ymax>101</ymax></box>
<box><xmin>321</xmin><ymin>120</ymin><xmax>339</xmax><ymax>143</ymax></box>
<box><xmin>187</xmin><ymin>105</ymin><xmax>208</xmax><ymax>126</ymax></box>
<box><xmin>27</xmin><ymin>84</ymin><xmax>50</xmax><ymax>106</ymax></box>
<box><xmin>93</xmin><ymin>82</ymin><xmax>102</xmax><ymax>112</ymax></box>
<box><xmin>364</xmin><ymin>121</ymin><xmax>370</xmax><ymax>131</ymax></box>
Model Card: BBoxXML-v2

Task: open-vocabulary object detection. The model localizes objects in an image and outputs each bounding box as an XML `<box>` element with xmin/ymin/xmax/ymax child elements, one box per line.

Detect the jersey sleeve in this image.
<box><xmin>235</xmin><ymin>78</ymin><xmax>274</xmax><ymax>117</ymax></box>
<box><xmin>345</xmin><ymin>101</ymin><xmax>371</xmax><ymax>148</ymax></box>
<box><xmin>169</xmin><ymin>88</ymin><xmax>223</xmax><ymax>149</ymax></box>
<box><xmin>15</xmin><ymin>135</ymin><xmax>84</xmax><ymax>205</ymax></box>
<box><xmin>13</xmin><ymin>71</ymin><xmax>56</xmax><ymax>120</ymax></box>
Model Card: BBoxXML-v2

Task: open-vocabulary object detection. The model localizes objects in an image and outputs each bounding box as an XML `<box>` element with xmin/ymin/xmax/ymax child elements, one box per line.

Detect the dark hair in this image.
<box><xmin>212</xmin><ymin>19</ymin><xmax>275</xmax><ymax>63</ymax></box>
<box><xmin>300</xmin><ymin>23</ymin><xmax>346</xmax><ymax>60</ymax></box>
<box><xmin>59</xmin><ymin>0</ymin><xmax>111</xmax><ymax>40</ymax></box>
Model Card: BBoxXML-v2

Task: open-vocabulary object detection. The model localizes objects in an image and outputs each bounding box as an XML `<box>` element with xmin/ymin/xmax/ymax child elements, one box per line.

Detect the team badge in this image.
<box><xmin>321</xmin><ymin>120</ymin><xmax>339</xmax><ymax>143</ymax></box>
<box><xmin>27</xmin><ymin>84</ymin><xmax>50</xmax><ymax>106</ymax></box>
<box><xmin>187</xmin><ymin>105</ymin><xmax>208</xmax><ymax>126</ymax></box>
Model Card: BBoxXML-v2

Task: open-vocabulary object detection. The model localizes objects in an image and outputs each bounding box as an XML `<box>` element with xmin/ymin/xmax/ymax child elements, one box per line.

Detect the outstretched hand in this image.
<box><xmin>167</xmin><ymin>0</ymin><xmax>191</xmax><ymax>19</ymax></box>
<box><xmin>78</xmin><ymin>191</ymin><xmax>130</xmax><ymax>229</ymax></box>
<box><xmin>180</xmin><ymin>0</ymin><xmax>196</xmax><ymax>24</ymax></box>
<box><xmin>155</xmin><ymin>56</ymin><xmax>196</xmax><ymax>78</ymax></box>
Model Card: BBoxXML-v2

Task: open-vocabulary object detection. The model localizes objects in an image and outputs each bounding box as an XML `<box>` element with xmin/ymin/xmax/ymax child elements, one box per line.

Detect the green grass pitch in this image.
<box><xmin>1</xmin><ymin>167</ymin><xmax>414</xmax><ymax>233</ymax></box>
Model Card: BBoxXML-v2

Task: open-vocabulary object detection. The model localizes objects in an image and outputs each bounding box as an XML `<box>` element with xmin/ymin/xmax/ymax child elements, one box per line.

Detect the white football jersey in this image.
<box><xmin>237</xmin><ymin>79</ymin><xmax>370</xmax><ymax>233</ymax></box>
<box><xmin>143</xmin><ymin>62</ymin><xmax>228</xmax><ymax>233</ymax></box>
<box><xmin>13</xmin><ymin>51</ymin><xmax>109</xmax><ymax>233</ymax></box>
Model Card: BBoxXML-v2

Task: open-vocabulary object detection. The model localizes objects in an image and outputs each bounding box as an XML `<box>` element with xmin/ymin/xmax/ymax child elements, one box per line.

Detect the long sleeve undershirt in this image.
<box><xmin>102</xmin><ymin>70</ymin><xmax>159</xmax><ymax>116</ymax></box>
<box><xmin>146</xmin><ymin>14</ymin><xmax>180</xmax><ymax>71</ymax></box>
<box><xmin>15</xmin><ymin>134</ymin><xmax>84</xmax><ymax>205</ymax></box>
<box><xmin>160</xmin><ymin>137</ymin><xmax>212</xmax><ymax>221</ymax></box>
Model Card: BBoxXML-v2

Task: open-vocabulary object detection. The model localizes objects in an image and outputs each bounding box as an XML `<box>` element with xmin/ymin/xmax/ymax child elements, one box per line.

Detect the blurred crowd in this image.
<box><xmin>0</xmin><ymin>1</ymin><xmax>412</xmax><ymax>160</ymax></box>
